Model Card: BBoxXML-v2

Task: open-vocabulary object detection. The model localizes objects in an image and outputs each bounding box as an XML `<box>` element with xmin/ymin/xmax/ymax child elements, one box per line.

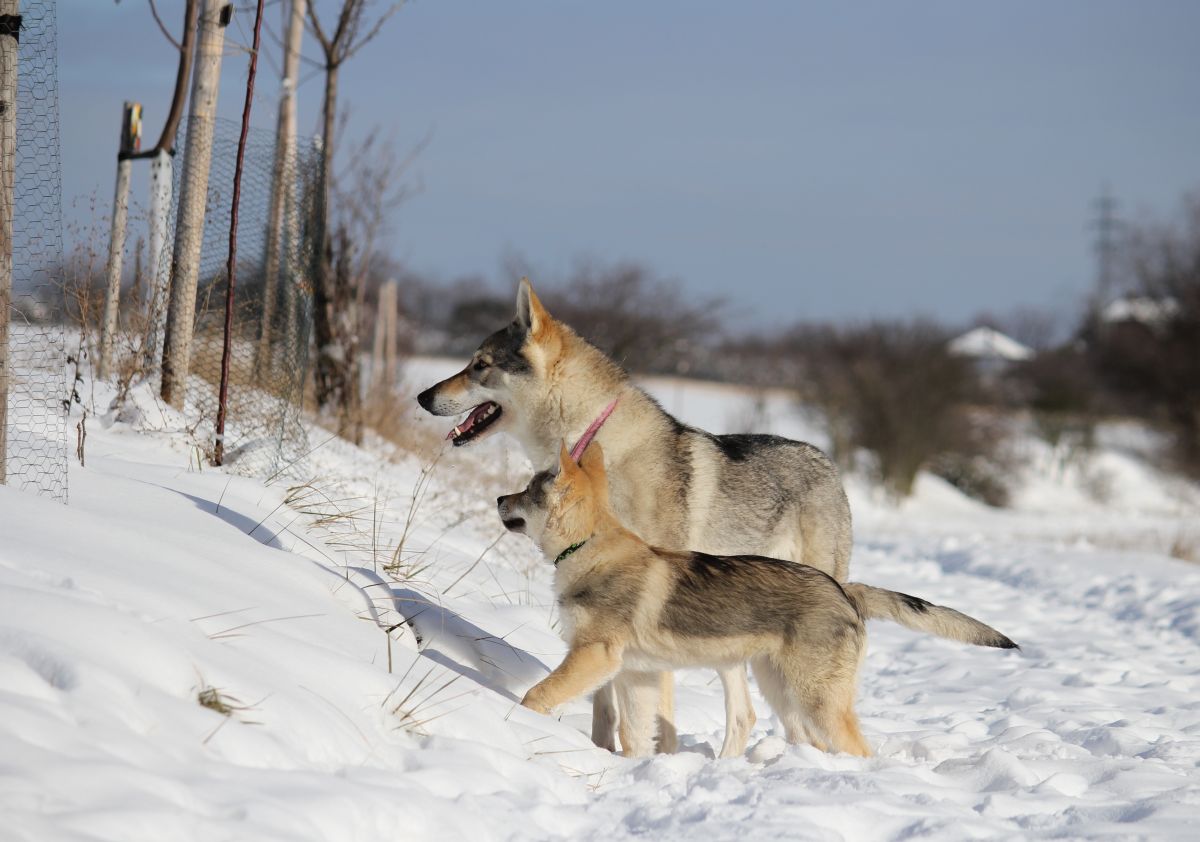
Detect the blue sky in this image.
<box><xmin>62</xmin><ymin>1</ymin><xmax>1200</xmax><ymax>327</ymax></box>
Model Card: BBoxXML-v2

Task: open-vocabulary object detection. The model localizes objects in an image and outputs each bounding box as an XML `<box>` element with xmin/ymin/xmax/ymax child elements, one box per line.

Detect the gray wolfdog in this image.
<box><xmin>497</xmin><ymin>443</ymin><xmax>1016</xmax><ymax>757</ymax></box>
<box><xmin>417</xmin><ymin>279</ymin><xmax>1002</xmax><ymax>755</ymax></box>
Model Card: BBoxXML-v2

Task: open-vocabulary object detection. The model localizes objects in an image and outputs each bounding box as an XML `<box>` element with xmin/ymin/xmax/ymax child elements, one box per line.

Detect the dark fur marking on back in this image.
<box><xmin>713</xmin><ymin>434</ymin><xmax>758</xmax><ymax>462</ymax></box>
<box><xmin>709</xmin><ymin>433</ymin><xmax>799</xmax><ymax>462</ymax></box>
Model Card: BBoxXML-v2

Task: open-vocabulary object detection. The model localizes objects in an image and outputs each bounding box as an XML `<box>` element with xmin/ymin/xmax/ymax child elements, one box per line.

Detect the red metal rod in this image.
<box><xmin>214</xmin><ymin>0</ymin><xmax>266</xmax><ymax>466</ymax></box>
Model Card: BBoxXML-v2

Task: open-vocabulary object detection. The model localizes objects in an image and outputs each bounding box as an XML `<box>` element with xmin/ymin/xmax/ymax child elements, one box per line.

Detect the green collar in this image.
<box><xmin>554</xmin><ymin>540</ymin><xmax>588</xmax><ymax>566</ymax></box>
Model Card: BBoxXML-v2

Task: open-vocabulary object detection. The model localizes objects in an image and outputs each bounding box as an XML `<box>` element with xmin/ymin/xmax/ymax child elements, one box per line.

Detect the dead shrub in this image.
<box><xmin>795</xmin><ymin>321</ymin><xmax>1007</xmax><ymax>502</ymax></box>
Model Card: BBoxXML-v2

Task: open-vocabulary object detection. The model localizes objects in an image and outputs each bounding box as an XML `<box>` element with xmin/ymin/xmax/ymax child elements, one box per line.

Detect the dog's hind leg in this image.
<box><xmin>750</xmin><ymin>655</ymin><xmax>817</xmax><ymax>747</ymax></box>
<box><xmin>591</xmin><ymin>682</ymin><xmax>618</xmax><ymax>752</ymax></box>
<box><xmin>656</xmin><ymin>672</ymin><xmax>678</xmax><ymax>754</ymax></box>
<box><xmin>796</xmin><ymin>684</ymin><xmax>870</xmax><ymax>757</ymax></box>
<box><xmin>784</xmin><ymin>641</ymin><xmax>871</xmax><ymax>757</ymax></box>
<box><xmin>614</xmin><ymin>670</ymin><xmax>661</xmax><ymax>758</ymax></box>
<box><xmin>717</xmin><ymin>663</ymin><xmax>756</xmax><ymax>758</ymax></box>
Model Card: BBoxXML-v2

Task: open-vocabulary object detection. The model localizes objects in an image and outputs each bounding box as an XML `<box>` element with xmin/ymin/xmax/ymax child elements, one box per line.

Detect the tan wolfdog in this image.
<box><xmin>497</xmin><ymin>443</ymin><xmax>1017</xmax><ymax>758</ymax></box>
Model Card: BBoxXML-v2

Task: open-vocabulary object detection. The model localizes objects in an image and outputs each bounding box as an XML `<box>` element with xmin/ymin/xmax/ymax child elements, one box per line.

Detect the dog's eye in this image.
<box><xmin>473</xmin><ymin>359</ymin><xmax>489</xmax><ymax>372</ymax></box>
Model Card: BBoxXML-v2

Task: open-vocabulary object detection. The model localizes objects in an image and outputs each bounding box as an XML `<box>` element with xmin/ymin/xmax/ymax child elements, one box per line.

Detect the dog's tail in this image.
<box><xmin>842</xmin><ymin>583</ymin><xmax>1018</xmax><ymax>650</ymax></box>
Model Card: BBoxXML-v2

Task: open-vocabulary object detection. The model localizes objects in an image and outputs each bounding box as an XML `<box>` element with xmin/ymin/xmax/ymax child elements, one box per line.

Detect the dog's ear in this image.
<box><xmin>579</xmin><ymin>442</ymin><xmax>610</xmax><ymax>507</ymax></box>
<box><xmin>557</xmin><ymin>441</ymin><xmax>582</xmax><ymax>482</ymax></box>
<box><xmin>516</xmin><ymin>277</ymin><xmax>551</xmax><ymax>337</ymax></box>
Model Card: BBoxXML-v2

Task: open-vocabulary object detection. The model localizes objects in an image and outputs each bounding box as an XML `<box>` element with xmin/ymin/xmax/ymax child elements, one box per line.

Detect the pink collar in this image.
<box><xmin>570</xmin><ymin>397</ymin><xmax>619</xmax><ymax>461</ymax></box>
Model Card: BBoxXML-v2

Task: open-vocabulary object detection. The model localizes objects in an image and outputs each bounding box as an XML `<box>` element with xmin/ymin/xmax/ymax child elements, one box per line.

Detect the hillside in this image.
<box><xmin>2</xmin><ymin>363</ymin><xmax>1198</xmax><ymax>841</ymax></box>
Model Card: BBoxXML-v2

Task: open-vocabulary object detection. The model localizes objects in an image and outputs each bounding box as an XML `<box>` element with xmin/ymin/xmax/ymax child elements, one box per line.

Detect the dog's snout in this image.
<box><xmin>416</xmin><ymin>387</ymin><xmax>435</xmax><ymax>412</ymax></box>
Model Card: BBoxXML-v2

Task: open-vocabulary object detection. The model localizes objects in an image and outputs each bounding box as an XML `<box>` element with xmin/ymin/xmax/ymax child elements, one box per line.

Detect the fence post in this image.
<box><xmin>98</xmin><ymin>101</ymin><xmax>141</xmax><ymax>379</ymax></box>
<box><xmin>371</xmin><ymin>278</ymin><xmax>397</xmax><ymax>388</ymax></box>
<box><xmin>161</xmin><ymin>0</ymin><xmax>230</xmax><ymax>409</ymax></box>
<box><xmin>0</xmin><ymin>0</ymin><xmax>18</xmax><ymax>486</ymax></box>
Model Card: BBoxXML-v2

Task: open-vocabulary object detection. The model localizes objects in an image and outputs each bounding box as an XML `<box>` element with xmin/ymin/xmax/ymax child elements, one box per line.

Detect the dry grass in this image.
<box><xmin>1068</xmin><ymin>526</ymin><xmax>1200</xmax><ymax>564</ymax></box>
<box><xmin>1168</xmin><ymin>529</ymin><xmax>1200</xmax><ymax>564</ymax></box>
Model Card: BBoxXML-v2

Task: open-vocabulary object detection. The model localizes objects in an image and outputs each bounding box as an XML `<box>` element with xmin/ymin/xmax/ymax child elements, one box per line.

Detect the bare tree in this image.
<box><xmin>305</xmin><ymin>0</ymin><xmax>403</xmax><ymax>425</ymax></box>
<box><xmin>532</xmin><ymin>259</ymin><xmax>723</xmax><ymax>376</ymax></box>
<box><xmin>320</xmin><ymin>129</ymin><xmax>414</xmax><ymax>442</ymax></box>
<box><xmin>1089</xmin><ymin>191</ymin><xmax>1200</xmax><ymax>475</ymax></box>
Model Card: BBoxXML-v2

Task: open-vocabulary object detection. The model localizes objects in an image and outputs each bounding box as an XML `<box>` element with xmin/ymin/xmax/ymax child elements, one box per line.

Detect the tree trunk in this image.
<box><xmin>161</xmin><ymin>0</ymin><xmax>229</xmax><ymax>409</ymax></box>
<box><xmin>98</xmin><ymin>152</ymin><xmax>132</xmax><ymax>379</ymax></box>
<box><xmin>255</xmin><ymin>0</ymin><xmax>305</xmax><ymax>379</ymax></box>
<box><xmin>145</xmin><ymin>149</ymin><xmax>173</xmax><ymax>369</ymax></box>
<box><xmin>312</xmin><ymin>61</ymin><xmax>338</xmax><ymax>409</ymax></box>
<box><xmin>331</xmin><ymin>226</ymin><xmax>362</xmax><ymax>443</ymax></box>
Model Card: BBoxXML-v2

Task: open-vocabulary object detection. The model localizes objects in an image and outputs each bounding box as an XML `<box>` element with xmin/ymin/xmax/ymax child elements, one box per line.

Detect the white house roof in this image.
<box><xmin>1101</xmin><ymin>296</ymin><xmax>1179</xmax><ymax>325</ymax></box>
<box><xmin>948</xmin><ymin>326</ymin><xmax>1034</xmax><ymax>362</ymax></box>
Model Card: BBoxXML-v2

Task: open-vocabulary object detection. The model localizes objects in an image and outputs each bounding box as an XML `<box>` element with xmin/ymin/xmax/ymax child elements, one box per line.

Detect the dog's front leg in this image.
<box><xmin>522</xmin><ymin>642</ymin><xmax>622</xmax><ymax>716</ymax></box>
<box><xmin>591</xmin><ymin>682</ymin><xmax>618</xmax><ymax>751</ymax></box>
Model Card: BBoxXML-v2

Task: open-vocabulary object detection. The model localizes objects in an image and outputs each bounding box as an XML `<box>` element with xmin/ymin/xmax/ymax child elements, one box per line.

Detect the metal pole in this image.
<box><xmin>161</xmin><ymin>0</ymin><xmax>230</xmax><ymax>409</ymax></box>
<box><xmin>98</xmin><ymin>101</ymin><xmax>141</xmax><ymax>379</ymax></box>
<box><xmin>213</xmin><ymin>0</ymin><xmax>266</xmax><ymax>466</ymax></box>
<box><xmin>0</xmin><ymin>0</ymin><xmax>19</xmax><ymax>486</ymax></box>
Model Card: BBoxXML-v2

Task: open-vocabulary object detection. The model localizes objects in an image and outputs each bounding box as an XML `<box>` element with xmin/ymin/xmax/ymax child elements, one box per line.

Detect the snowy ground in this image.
<box><xmin>2</xmin><ymin>357</ymin><xmax>1199</xmax><ymax>841</ymax></box>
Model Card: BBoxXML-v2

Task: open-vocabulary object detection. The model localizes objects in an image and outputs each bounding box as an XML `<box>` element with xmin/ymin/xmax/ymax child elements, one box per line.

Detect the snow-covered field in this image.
<box><xmin>2</xmin><ymin>357</ymin><xmax>1199</xmax><ymax>841</ymax></box>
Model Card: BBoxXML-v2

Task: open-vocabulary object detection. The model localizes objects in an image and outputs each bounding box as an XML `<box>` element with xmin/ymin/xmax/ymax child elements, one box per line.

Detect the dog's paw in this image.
<box><xmin>520</xmin><ymin>693</ymin><xmax>552</xmax><ymax>715</ymax></box>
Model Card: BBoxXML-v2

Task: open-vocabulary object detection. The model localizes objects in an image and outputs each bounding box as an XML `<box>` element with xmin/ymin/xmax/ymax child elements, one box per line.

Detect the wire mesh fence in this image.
<box><xmin>165</xmin><ymin>116</ymin><xmax>320</xmax><ymax>478</ymax></box>
<box><xmin>2</xmin><ymin>0</ymin><xmax>67</xmax><ymax>502</ymax></box>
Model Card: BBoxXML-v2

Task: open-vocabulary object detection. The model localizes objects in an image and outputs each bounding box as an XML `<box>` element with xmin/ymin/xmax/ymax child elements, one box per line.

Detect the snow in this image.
<box><xmin>948</xmin><ymin>327</ymin><xmax>1034</xmax><ymax>362</ymax></box>
<box><xmin>3</xmin><ymin>360</ymin><xmax>1199</xmax><ymax>841</ymax></box>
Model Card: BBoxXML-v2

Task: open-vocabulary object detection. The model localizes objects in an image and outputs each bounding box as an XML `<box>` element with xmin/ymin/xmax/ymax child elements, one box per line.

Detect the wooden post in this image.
<box><xmin>161</xmin><ymin>0</ymin><xmax>230</xmax><ymax>409</ymax></box>
<box><xmin>98</xmin><ymin>101</ymin><xmax>141</xmax><ymax>379</ymax></box>
<box><xmin>377</xmin><ymin>279</ymin><xmax>398</xmax><ymax>387</ymax></box>
<box><xmin>0</xmin><ymin>0</ymin><xmax>19</xmax><ymax>486</ymax></box>
<box><xmin>254</xmin><ymin>0</ymin><xmax>305</xmax><ymax>379</ymax></box>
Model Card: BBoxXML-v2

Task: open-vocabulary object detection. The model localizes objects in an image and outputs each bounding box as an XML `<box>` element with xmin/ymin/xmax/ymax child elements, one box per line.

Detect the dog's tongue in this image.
<box><xmin>446</xmin><ymin>403</ymin><xmax>492</xmax><ymax>440</ymax></box>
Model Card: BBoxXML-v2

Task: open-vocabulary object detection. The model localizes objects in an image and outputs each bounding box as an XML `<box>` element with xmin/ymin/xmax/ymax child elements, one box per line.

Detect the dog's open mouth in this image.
<box><xmin>501</xmin><ymin>517</ymin><xmax>525</xmax><ymax>532</ymax></box>
<box><xmin>447</xmin><ymin>401</ymin><xmax>502</xmax><ymax>446</ymax></box>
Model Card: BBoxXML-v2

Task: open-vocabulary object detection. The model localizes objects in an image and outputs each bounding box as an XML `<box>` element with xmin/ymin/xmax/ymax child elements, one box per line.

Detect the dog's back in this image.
<box><xmin>654</xmin><ymin>549</ymin><xmax>860</xmax><ymax>650</ymax></box>
<box><xmin>576</xmin><ymin>375</ymin><xmax>853</xmax><ymax>581</ymax></box>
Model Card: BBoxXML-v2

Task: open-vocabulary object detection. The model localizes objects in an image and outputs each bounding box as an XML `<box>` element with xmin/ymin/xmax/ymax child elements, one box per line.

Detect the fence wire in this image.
<box><xmin>2</xmin><ymin>0</ymin><xmax>67</xmax><ymax>502</ymax></box>
<box><xmin>168</xmin><ymin>116</ymin><xmax>319</xmax><ymax>479</ymax></box>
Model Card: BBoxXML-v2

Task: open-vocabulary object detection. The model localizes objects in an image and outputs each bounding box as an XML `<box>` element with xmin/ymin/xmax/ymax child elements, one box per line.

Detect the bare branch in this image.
<box><xmin>307</xmin><ymin>0</ymin><xmax>404</xmax><ymax>66</ymax></box>
<box><xmin>343</xmin><ymin>1</ymin><xmax>404</xmax><ymax>61</ymax></box>
<box><xmin>147</xmin><ymin>0</ymin><xmax>183</xmax><ymax>50</ymax></box>
<box><xmin>306</xmin><ymin>0</ymin><xmax>333</xmax><ymax>55</ymax></box>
